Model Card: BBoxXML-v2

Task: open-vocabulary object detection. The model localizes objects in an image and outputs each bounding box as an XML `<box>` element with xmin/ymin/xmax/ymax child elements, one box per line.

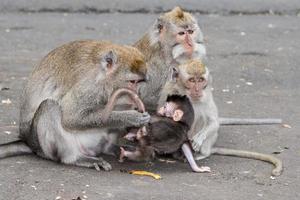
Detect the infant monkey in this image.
<box><xmin>120</xmin><ymin>95</ymin><xmax>211</xmax><ymax>172</ymax></box>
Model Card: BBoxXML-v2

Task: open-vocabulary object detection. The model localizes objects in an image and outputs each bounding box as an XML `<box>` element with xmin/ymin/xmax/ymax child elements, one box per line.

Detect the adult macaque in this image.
<box><xmin>135</xmin><ymin>6</ymin><xmax>282</xmax><ymax>125</ymax></box>
<box><xmin>134</xmin><ymin>6</ymin><xmax>206</xmax><ymax>110</ymax></box>
<box><xmin>0</xmin><ymin>40</ymin><xmax>150</xmax><ymax>171</ymax></box>
<box><xmin>103</xmin><ymin>89</ymin><xmax>210</xmax><ymax>173</ymax></box>
<box><xmin>159</xmin><ymin>60</ymin><xmax>283</xmax><ymax>176</ymax></box>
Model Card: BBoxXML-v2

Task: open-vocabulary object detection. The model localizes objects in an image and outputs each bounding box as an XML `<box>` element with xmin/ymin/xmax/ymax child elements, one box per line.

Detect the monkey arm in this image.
<box><xmin>191</xmin><ymin>116</ymin><xmax>219</xmax><ymax>153</ymax></box>
<box><xmin>61</xmin><ymin>107</ymin><xmax>150</xmax><ymax>130</ymax></box>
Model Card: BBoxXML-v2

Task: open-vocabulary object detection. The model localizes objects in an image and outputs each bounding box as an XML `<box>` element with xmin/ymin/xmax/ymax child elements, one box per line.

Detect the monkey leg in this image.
<box><xmin>31</xmin><ymin>99</ymin><xmax>114</xmax><ymax>171</ymax></box>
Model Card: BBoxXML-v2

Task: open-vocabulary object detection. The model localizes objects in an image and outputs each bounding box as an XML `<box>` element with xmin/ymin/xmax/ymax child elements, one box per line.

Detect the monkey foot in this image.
<box><xmin>194</xmin><ymin>166</ymin><xmax>211</xmax><ymax>173</ymax></box>
<box><xmin>119</xmin><ymin>147</ymin><xmax>126</xmax><ymax>162</ymax></box>
<box><xmin>123</xmin><ymin>133</ymin><xmax>137</xmax><ymax>141</ymax></box>
<box><xmin>92</xmin><ymin>157</ymin><xmax>112</xmax><ymax>171</ymax></box>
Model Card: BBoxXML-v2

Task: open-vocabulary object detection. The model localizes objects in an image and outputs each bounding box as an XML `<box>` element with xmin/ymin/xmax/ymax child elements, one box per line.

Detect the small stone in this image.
<box><xmin>1</xmin><ymin>99</ymin><xmax>12</xmax><ymax>104</ymax></box>
<box><xmin>245</xmin><ymin>82</ymin><xmax>253</xmax><ymax>86</ymax></box>
<box><xmin>240</xmin><ymin>32</ymin><xmax>246</xmax><ymax>36</ymax></box>
<box><xmin>270</xmin><ymin>176</ymin><xmax>276</xmax><ymax>180</ymax></box>
<box><xmin>222</xmin><ymin>89</ymin><xmax>230</xmax><ymax>92</ymax></box>
<box><xmin>282</xmin><ymin>124</ymin><xmax>292</xmax><ymax>129</ymax></box>
<box><xmin>4</xmin><ymin>131</ymin><xmax>11</xmax><ymax>135</ymax></box>
<box><xmin>268</xmin><ymin>24</ymin><xmax>274</xmax><ymax>28</ymax></box>
<box><xmin>55</xmin><ymin>196</ymin><xmax>62</xmax><ymax>200</ymax></box>
<box><xmin>5</xmin><ymin>28</ymin><xmax>10</xmax><ymax>33</ymax></box>
<box><xmin>226</xmin><ymin>101</ymin><xmax>233</xmax><ymax>104</ymax></box>
<box><xmin>31</xmin><ymin>185</ymin><xmax>37</xmax><ymax>190</ymax></box>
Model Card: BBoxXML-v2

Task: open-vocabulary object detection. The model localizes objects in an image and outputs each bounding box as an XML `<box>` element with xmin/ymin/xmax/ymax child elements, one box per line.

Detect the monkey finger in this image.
<box><xmin>198</xmin><ymin>166</ymin><xmax>211</xmax><ymax>173</ymax></box>
<box><xmin>97</xmin><ymin>157</ymin><xmax>113</xmax><ymax>171</ymax></box>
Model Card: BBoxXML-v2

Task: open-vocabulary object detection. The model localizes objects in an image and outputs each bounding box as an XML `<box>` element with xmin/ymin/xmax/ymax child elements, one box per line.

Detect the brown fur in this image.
<box><xmin>163</xmin><ymin>6</ymin><xmax>195</xmax><ymax>26</ymax></box>
<box><xmin>184</xmin><ymin>60</ymin><xmax>206</xmax><ymax>76</ymax></box>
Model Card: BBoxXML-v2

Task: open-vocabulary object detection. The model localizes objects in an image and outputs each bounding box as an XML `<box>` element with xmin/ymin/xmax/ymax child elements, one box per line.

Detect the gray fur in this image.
<box><xmin>1</xmin><ymin>40</ymin><xmax>149</xmax><ymax>171</ymax></box>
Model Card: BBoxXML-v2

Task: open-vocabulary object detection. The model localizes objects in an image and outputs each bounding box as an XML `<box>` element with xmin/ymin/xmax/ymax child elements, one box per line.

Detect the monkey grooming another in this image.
<box><xmin>0</xmin><ymin>40</ymin><xmax>151</xmax><ymax>171</ymax></box>
<box><xmin>158</xmin><ymin>59</ymin><xmax>283</xmax><ymax>176</ymax></box>
<box><xmin>102</xmin><ymin>88</ymin><xmax>210</xmax><ymax>173</ymax></box>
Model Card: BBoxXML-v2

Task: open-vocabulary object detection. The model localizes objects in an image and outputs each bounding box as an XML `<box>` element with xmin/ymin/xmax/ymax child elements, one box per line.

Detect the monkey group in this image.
<box><xmin>0</xmin><ymin>7</ymin><xmax>282</xmax><ymax>176</ymax></box>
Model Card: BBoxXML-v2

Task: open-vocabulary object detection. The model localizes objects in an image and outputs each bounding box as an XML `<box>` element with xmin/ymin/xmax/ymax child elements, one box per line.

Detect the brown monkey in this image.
<box><xmin>159</xmin><ymin>60</ymin><xmax>283</xmax><ymax>176</ymax></box>
<box><xmin>134</xmin><ymin>6</ymin><xmax>281</xmax><ymax>125</ymax></box>
<box><xmin>0</xmin><ymin>40</ymin><xmax>150</xmax><ymax>171</ymax></box>
<box><xmin>134</xmin><ymin>6</ymin><xmax>206</xmax><ymax>110</ymax></box>
<box><xmin>103</xmin><ymin>90</ymin><xmax>210</xmax><ymax>173</ymax></box>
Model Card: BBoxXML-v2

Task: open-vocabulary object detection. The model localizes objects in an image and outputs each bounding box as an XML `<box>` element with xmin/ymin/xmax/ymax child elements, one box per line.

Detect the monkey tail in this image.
<box><xmin>218</xmin><ymin>117</ymin><xmax>282</xmax><ymax>125</ymax></box>
<box><xmin>211</xmin><ymin>147</ymin><xmax>283</xmax><ymax>176</ymax></box>
<box><xmin>0</xmin><ymin>140</ymin><xmax>32</xmax><ymax>159</ymax></box>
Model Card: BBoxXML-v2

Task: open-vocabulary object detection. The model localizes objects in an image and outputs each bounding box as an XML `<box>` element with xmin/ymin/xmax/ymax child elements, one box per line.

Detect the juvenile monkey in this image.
<box><xmin>159</xmin><ymin>60</ymin><xmax>283</xmax><ymax>176</ymax></box>
<box><xmin>0</xmin><ymin>40</ymin><xmax>150</xmax><ymax>171</ymax></box>
<box><xmin>135</xmin><ymin>6</ymin><xmax>281</xmax><ymax>125</ymax></box>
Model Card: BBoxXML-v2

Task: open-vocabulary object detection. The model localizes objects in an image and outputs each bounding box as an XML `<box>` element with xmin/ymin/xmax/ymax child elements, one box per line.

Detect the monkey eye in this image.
<box><xmin>178</xmin><ymin>31</ymin><xmax>185</xmax><ymax>36</ymax></box>
<box><xmin>198</xmin><ymin>77</ymin><xmax>205</xmax><ymax>82</ymax></box>
<box><xmin>187</xmin><ymin>30</ymin><xmax>194</xmax><ymax>34</ymax></box>
<box><xmin>188</xmin><ymin>78</ymin><xmax>196</xmax><ymax>83</ymax></box>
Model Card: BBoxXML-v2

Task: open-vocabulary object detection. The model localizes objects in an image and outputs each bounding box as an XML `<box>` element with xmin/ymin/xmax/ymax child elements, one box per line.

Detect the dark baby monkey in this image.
<box><xmin>120</xmin><ymin>95</ymin><xmax>211</xmax><ymax>173</ymax></box>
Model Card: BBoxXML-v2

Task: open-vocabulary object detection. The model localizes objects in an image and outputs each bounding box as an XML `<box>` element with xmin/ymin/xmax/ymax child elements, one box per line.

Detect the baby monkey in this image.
<box><xmin>120</xmin><ymin>95</ymin><xmax>211</xmax><ymax>173</ymax></box>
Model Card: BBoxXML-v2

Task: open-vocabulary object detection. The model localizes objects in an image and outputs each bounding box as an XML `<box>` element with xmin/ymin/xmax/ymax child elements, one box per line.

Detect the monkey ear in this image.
<box><xmin>171</xmin><ymin>67</ymin><xmax>179</xmax><ymax>82</ymax></box>
<box><xmin>172</xmin><ymin>109</ymin><xmax>183</xmax><ymax>122</ymax></box>
<box><xmin>149</xmin><ymin>18</ymin><xmax>164</xmax><ymax>45</ymax></box>
<box><xmin>101</xmin><ymin>50</ymin><xmax>117</xmax><ymax>73</ymax></box>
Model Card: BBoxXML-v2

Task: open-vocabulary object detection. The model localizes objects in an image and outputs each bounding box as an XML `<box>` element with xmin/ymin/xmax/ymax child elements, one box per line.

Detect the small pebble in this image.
<box><xmin>245</xmin><ymin>82</ymin><xmax>253</xmax><ymax>86</ymax></box>
<box><xmin>1</xmin><ymin>99</ymin><xmax>12</xmax><ymax>104</ymax></box>
<box><xmin>4</xmin><ymin>131</ymin><xmax>11</xmax><ymax>135</ymax></box>
<box><xmin>226</xmin><ymin>101</ymin><xmax>233</xmax><ymax>104</ymax></box>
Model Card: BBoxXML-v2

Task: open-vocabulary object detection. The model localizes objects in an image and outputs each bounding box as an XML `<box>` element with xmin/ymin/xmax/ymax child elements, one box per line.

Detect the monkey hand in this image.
<box><xmin>191</xmin><ymin>133</ymin><xmax>205</xmax><ymax>152</ymax></box>
<box><xmin>123</xmin><ymin>110</ymin><xmax>150</xmax><ymax>127</ymax></box>
<box><xmin>105</xmin><ymin>110</ymin><xmax>150</xmax><ymax>128</ymax></box>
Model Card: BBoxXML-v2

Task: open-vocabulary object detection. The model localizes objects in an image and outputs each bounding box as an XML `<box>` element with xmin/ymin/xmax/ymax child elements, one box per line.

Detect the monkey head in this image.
<box><xmin>174</xmin><ymin>60</ymin><xmax>209</xmax><ymax>102</ymax></box>
<box><xmin>100</xmin><ymin>44</ymin><xmax>147</xmax><ymax>94</ymax></box>
<box><xmin>150</xmin><ymin>6</ymin><xmax>206</xmax><ymax>63</ymax></box>
<box><xmin>157</xmin><ymin>101</ymin><xmax>184</xmax><ymax>122</ymax></box>
<box><xmin>157</xmin><ymin>95</ymin><xmax>194</xmax><ymax>128</ymax></box>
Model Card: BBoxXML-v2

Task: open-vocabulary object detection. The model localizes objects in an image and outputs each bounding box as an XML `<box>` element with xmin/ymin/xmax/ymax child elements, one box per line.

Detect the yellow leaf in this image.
<box><xmin>129</xmin><ymin>170</ymin><xmax>162</xmax><ymax>180</ymax></box>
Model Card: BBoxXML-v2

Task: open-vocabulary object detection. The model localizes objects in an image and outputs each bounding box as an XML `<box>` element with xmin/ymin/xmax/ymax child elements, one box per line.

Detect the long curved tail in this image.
<box><xmin>211</xmin><ymin>147</ymin><xmax>283</xmax><ymax>176</ymax></box>
<box><xmin>0</xmin><ymin>140</ymin><xmax>32</xmax><ymax>159</ymax></box>
<box><xmin>219</xmin><ymin>117</ymin><xmax>282</xmax><ymax>125</ymax></box>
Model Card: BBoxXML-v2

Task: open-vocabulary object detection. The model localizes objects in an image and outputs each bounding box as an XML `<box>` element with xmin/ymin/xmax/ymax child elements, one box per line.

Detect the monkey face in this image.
<box><xmin>101</xmin><ymin>46</ymin><xmax>147</xmax><ymax>93</ymax></box>
<box><xmin>152</xmin><ymin>7</ymin><xmax>205</xmax><ymax>63</ymax></box>
<box><xmin>185</xmin><ymin>76</ymin><xmax>207</xmax><ymax>100</ymax></box>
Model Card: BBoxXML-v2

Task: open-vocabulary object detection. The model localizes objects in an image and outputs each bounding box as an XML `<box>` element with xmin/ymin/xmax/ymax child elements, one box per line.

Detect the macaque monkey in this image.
<box><xmin>134</xmin><ymin>6</ymin><xmax>282</xmax><ymax>125</ymax></box>
<box><xmin>103</xmin><ymin>88</ymin><xmax>210</xmax><ymax>173</ymax></box>
<box><xmin>0</xmin><ymin>40</ymin><xmax>150</xmax><ymax>171</ymax></box>
<box><xmin>159</xmin><ymin>60</ymin><xmax>283</xmax><ymax>176</ymax></box>
<box><xmin>134</xmin><ymin>6</ymin><xmax>206</xmax><ymax>110</ymax></box>
<box><xmin>123</xmin><ymin>95</ymin><xmax>211</xmax><ymax>173</ymax></box>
